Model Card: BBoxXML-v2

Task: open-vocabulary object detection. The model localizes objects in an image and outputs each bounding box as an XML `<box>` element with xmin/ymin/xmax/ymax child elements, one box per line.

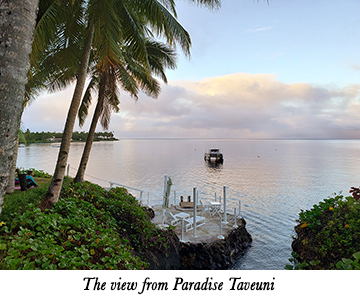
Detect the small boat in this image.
<box><xmin>52</xmin><ymin>144</ymin><xmax>61</xmax><ymax>148</ymax></box>
<box><xmin>204</xmin><ymin>148</ymin><xmax>223</xmax><ymax>163</ymax></box>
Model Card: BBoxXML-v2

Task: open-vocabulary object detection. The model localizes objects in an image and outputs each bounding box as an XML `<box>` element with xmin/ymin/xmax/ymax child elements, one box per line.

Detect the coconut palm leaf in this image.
<box><xmin>135</xmin><ymin>0</ymin><xmax>191</xmax><ymax>56</ymax></box>
<box><xmin>18</xmin><ymin>130</ymin><xmax>27</xmax><ymax>145</ymax></box>
<box><xmin>78</xmin><ymin>76</ymin><xmax>99</xmax><ymax>127</ymax></box>
<box><xmin>145</xmin><ymin>40</ymin><xmax>177</xmax><ymax>84</ymax></box>
<box><xmin>189</xmin><ymin>0</ymin><xmax>221</xmax><ymax>9</ymax></box>
<box><xmin>114</xmin><ymin>0</ymin><xmax>149</xmax><ymax>65</ymax></box>
<box><xmin>26</xmin><ymin>0</ymin><xmax>87</xmax><ymax>103</ymax></box>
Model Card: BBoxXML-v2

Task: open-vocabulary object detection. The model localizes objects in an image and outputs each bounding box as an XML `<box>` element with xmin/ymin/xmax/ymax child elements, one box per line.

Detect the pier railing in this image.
<box><xmin>66</xmin><ymin>164</ymin><xmax>150</xmax><ymax>204</ymax></box>
<box><xmin>109</xmin><ymin>181</ymin><xmax>145</xmax><ymax>202</ymax></box>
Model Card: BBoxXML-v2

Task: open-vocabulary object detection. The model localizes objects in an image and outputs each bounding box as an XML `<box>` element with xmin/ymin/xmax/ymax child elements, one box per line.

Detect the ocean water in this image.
<box><xmin>16</xmin><ymin>139</ymin><xmax>360</xmax><ymax>270</ymax></box>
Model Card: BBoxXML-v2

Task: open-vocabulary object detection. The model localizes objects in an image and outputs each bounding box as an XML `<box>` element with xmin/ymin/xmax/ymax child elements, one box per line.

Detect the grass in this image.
<box><xmin>0</xmin><ymin>175</ymin><xmax>173</xmax><ymax>270</ymax></box>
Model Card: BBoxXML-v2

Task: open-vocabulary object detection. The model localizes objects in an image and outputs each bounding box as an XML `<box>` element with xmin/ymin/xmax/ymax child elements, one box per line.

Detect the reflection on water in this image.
<box><xmin>205</xmin><ymin>160</ymin><xmax>223</xmax><ymax>171</ymax></box>
<box><xmin>16</xmin><ymin>139</ymin><xmax>360</xmax><ymax>269</ymax></box>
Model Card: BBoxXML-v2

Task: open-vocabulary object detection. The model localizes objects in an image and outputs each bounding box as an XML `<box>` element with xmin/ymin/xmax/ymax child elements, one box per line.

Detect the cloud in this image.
<box><xmin>22</xmin><ymin>84</ymin><xmax>95</xmax><ymax>132</ymax></box>
<box><xmin>246</xmin><ymin>26</ymin><xmax>272</xmax><ymax>33</ymax></box>
<box><xmin>350</xmin><ymin>64</ymin><xmax>360</xmax><ymax>72</ymax></box>
<box><xmin>112</xmin><ymin>73</ymin><xmax>360</xmax><ymax>138</ymax></box>
<box><xmin>22</xmin><ymin>73</ymin><xmax>360</xmax><ymax>139</ymax></box>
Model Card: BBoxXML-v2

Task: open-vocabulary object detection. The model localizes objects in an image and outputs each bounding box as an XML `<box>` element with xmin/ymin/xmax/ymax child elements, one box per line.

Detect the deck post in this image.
<box><xmin>218</xmin><ymin>215</ymin><xmax>224</xmax><ymax>239</ymax></box>
<box><xmin>223</xmin><ymin>186</ymin><xmax>228</xmax><ymax>224</ymax></box>
<box><xmin>193</xmin><ymin>187</ymin><xmax>197</xmax><ymax>238</ymax></box>
<box><xmin>162</xmin><ymin>208</ymin><xmax>166</xmax><ymax>225</ymax></box>
<box><xmin>233</xmin><ymin>208</ymin><xmax>238</xmax><ymax>228</ymax></box>
<box><xmin>180</xmin><ymin>219</ymin><xmax>185</xmax><ymax>242</ymax></box>
<box><xmin>163</xmin><ymin>175</ymin><xmax>167</xmax><ymax>204</ymax></box>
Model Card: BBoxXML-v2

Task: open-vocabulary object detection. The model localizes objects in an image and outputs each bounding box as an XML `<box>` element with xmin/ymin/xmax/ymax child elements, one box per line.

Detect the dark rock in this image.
<box><xmin>179</xmin><ymin>218</ymin><xmax>252</xmax><ymax>270</ymax></box>
<box><xmin>144</xmin><ymin>229</ymin><xmax>181</xmax><ymax>270</ymax></box>
<box><xmin>145</xmin><ymin>218</ymin><xmax>252</xmax><ymax>270</ymax></box>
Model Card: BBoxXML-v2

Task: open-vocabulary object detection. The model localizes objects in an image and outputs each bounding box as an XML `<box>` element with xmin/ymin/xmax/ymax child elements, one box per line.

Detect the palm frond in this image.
<box><xmin>136</xmin><ymin>0</ymin><xmax>192</xmax><ymax>57</ymax></box>
<box><xmin>90</xmin><ymin>0</ymin><xmax>124</xmax><ymax>71</ymax></box>
<box><xmin>32</xmin><ymin>0</ymin><xmax>87</xmax><ymax>66</ymax></box>
<box><xmin>124</xmin><ymin>55</ymin><xmax>161</xmax><ymax>98</ymax></box>
<box><xmin>115</xmin><ymin>0</ymin><xmax>149</xmax><ymax>68</ymax></box>
<box><xmin>145</xmin><ymin>39</ymin><xmax>177</xmax><ymax>83</ymax></box>
<box><xmin>18</xmin><ymin>130</ymin><xmax>27</xmax><ymax>145</ymax></box>
<box><xmin>28</xmin><ymin>0</ymin><xmax>87</xmax><ymax>101</ymax></box>
<box><xmin>157</xmin><ymin>0</ymin><xmax>177</xmax><ymax>16</ymax></box>
<box><xmin>187</xmin><ymin>0</ymin><xmax>221</xmax><ymax>9</ymax></box>
<box><xmin>78</xmin><ymin>76</ymin><xmax>98</xmax><ymax>127</ymax></box>
<box><xmin>116</xmin><ymin>69</ymin><xmax>139</xmax><ymax>99</ymax></box>
<box><xmin>32</xmin><ymin>0</ymin><xmax>63</xmax><ymax>66</ymax></box>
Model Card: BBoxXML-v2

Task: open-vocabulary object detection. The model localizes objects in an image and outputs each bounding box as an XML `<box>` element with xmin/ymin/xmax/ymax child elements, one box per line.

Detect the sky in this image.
<box><xmin>22</xmin><ymin>0</ymin><xmax>360</xmax><ymax>139</ymax></box>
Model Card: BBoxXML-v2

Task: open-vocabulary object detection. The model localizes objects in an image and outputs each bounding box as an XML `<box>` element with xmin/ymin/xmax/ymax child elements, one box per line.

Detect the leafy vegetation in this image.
<box><xmin>22</xmin><ymin>129</ymin><xmax>118</xmax><ymax>144</ymax></box>
<box><xmin>17</xmin><ymin>167</ymin><xmax>52</xmax><ymax>178</ymax></box>
<box><xmin>287</xmin><ymin>188</ymin><xmax>360</xmax><ymax>270</ymax></box>
<box><xmin>0</xmin><ymin>174</ymin><xmax>172</xmax><ymax>270</ymax></box>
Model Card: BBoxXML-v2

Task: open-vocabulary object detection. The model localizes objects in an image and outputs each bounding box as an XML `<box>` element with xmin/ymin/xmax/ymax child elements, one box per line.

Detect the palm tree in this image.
<box><xmin>26</xmin><ymin>0</ymin><xmax>87</xmax><ymax>103</ymax></box>
<box><xmin>4</xmin><ymin>0</ymin><xmax>87</xmax><ymax>195</ymax></box>
<box><xmin>74</xmin><ymin>40</ymin><xmax>177</xmax><ymax>183</ymax></box>
<box><xmin>0</xmin><ymin>0</ymin><xmax>39</xmax><ymax>213</ymax></box>
<box><xmin>42</xmin><ymin>0</ymin><xmax>221</xmax><ymax>207</ymax></box>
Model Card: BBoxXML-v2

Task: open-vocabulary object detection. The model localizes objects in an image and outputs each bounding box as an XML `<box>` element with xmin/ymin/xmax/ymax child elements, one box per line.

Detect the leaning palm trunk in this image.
<box><xmin>74</xmin><ymin>93</ymin><xmax>105</xmax><ymax>183</ymax></box>
<box><xmin>6</xmin><ymin>125</ymin><xmax>27</xmax><ymax>194</ymax></box>
<box><xmin>6</xmin><ymin>135</ymin><xmax>19</xmax><ymax>194</ymax></box>
<box><xmin>42</xmin><ymin>25</ymin><xmax>94</xmax><ymax>208</ymax></box>
<box><xmin>0</xmin><ymin>0</ymin><xmax>39</xmax><ymax>213</ymax></box>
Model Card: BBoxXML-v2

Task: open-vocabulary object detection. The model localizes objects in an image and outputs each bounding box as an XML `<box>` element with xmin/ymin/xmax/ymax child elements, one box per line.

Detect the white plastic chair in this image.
<box><xmin>185</xmin><ymin>216</ymin><xmax>206</xmax><ymax>232</ymax></box>
<box><xmin>164</xmin><ymin>211</ymin><xmax>190</xmax><ymax>226</ymax></box>
<box><xmin>199</xmin><ymin>200</ymin><xmax>212</xmax><ymax>217</ymax></box>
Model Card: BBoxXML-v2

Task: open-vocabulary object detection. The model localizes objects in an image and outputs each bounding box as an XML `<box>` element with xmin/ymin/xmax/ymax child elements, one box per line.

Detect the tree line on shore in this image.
<box><xmin>22</xmin><ymin>130</ymin><xmax>118</xmax><ymax>144</ymax></box>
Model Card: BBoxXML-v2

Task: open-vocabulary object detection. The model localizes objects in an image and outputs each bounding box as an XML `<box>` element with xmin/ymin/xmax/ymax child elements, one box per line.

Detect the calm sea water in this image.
<box><xmin>16</xmin><ymin>139</ymin><xmax>360</xmax><ymax>270</ymax></box>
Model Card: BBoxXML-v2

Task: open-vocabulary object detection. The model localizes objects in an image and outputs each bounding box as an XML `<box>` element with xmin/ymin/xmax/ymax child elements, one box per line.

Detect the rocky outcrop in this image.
<box><xmin>179</xmin><ymin>218</ymin><xmax>252</xmax><ymax>270</ymax></box>
<box><xmin>145</xmin><ymin>218</ymin><xmax>252</xmax><ymax>270</ymax></box>
<box><xmin>143</xmin><ymin>230</ymin><xmax>181</xmax><ymax>270</ymax></box>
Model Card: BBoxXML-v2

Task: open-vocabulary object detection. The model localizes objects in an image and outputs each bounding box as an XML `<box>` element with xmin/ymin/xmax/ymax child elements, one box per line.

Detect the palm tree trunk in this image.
<box><xmin>42</xmin><ymin>24</ymin><xmax>94</xmax><ymax>208</ymax></box>
<box><xmin>74</xmin><ymin>88</ymin><xmax>105</xmax><ymax>183</ymax></box>
<box><xmin>0</xmin><ymin>0</ymin><xmax>39</xmax><ymax>213</ymax></box>
<box><xmin>6</xmin><ymin>135</ymin><xmax>19</xmax><ymax>194</ymax></box>
<box><xmin>6</xmin><ymin>118</ymin><xmax>25</xmax><ymax>194</ymax></box>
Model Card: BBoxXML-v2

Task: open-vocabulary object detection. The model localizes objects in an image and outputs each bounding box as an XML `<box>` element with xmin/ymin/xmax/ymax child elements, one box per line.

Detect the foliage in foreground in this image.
<box><xmin>0</xmin><ymin>179</ymin><xmax>166</xmax><ymax>270</ymax></box>
<box><xmin>17</xmin><ymin>167</ymin><xmax>52</xmax><ymax>178</ymax></box>
<box><xmin>287</xmin><ymin>189</ymin><xmax>360</xmax><ymax>270</ymax></box>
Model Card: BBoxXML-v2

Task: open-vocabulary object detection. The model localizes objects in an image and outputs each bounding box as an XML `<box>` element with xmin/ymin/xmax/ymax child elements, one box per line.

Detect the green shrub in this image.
<box><xmin>17</xmin><ymin>167</ymin><xmax>52</xmax><ymax>178</ymax></box>
<box><xmin>287</xmin><ymin>192</ymin><xmax>360</xmax><ymax>270</ymax></box>
<box><xmin>336</xmin><ymin>251</ymin><xmax>360</xmax><ymax>270</ymax></box>
<box><xmin>0</xmin><ymin>179</ymin><xmax>159</xmax><ymax>270</ymax></box>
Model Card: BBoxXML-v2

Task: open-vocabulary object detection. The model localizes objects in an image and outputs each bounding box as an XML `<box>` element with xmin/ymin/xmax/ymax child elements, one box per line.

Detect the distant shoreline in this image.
<box><xmin>21</xmin><ymin>130</ymin><xmax>118</xmax><ymax>144</ymax></box>
<box><xmin>20</xmin><ymin>139</ymin><xmax>118</xmax><ymax>145</ymax></box>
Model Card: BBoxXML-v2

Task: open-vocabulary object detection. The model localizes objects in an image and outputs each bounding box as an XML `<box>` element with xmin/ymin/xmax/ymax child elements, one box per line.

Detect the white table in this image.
<box><xmin>210</xmin><ymin>202</ymin><xmax>222</xmax><ymax>216</ymax></box>
<box><xmin>175</xmin><ymin>212</ymin><xmax>190</xmax><ymax>220</ymax></box>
